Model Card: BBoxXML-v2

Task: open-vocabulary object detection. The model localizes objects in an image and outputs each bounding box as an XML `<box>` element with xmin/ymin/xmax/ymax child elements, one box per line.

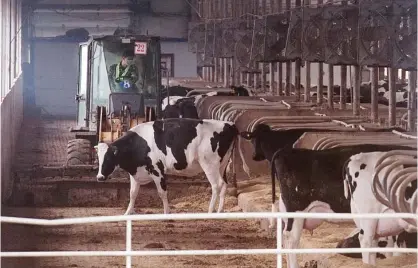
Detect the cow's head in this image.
<box><xmin>95</xmin><ymin>142</ymin><xmax>119</xmax><ymax>182</ymax></box>
<box><xmin>240</xmin><ymin>124</ymin><xmax>272</xmax><ymax>161</ymax></box>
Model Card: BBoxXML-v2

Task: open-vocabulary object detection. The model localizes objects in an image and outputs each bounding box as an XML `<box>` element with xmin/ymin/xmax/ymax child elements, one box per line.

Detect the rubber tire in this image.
<box><xmin>66</xmin><ymin>139</ymin><xmax>92</xmax><ymax>165</ymax></box>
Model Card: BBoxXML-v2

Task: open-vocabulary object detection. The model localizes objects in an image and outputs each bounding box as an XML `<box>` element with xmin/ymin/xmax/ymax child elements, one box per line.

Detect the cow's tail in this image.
<box><xmin>269</xmin><ymin>148</ymin><xmax>283</xmax><ymax>229</ymax></box>
<box><xmin>237</xmin><ymin>134</ymin><xmax>251</xmax><ymax>178</ymax></box>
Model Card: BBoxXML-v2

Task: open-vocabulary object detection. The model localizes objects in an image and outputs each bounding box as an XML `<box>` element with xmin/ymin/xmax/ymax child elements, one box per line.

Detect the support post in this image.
<box><xmin>317</xmin><ymin>63</ymin><xmax>324</xmax><ymax>105</ymax></box>
<box><xmin>353</xmin><ymin>65</ymin><xmax>361</xmax><ymax>116</ymax></box>
<box><xmin>305</xmin><ymin>62</ymin><xmax>311</xmax><ymax>102</ymax></box>
<box><xmin>224</xmin><ymin>58</ymin><xmax>230</xmax><ymax>87</ymax></box>
<box><xmin>261</xmin><ymin>63</ymin><xmax>266</xmax><ymax>91</ymax></box>
<box><xmin>230</xmin><ymin>58</ymin><xmax>235</xmax><ymax>85</ymax></box>
<box><xmin>277</xmin><ymin>63</ymin><xmax>283</xmax><ymax>95</ymax></box>
<box><xmin>328</xmin><ymin>64</ymin><xmax>334</xmax><ymax>109</ymax></box>
<box><xmin>371</xmin><ymin>67</ymin><xmax>379</xmax><ymax>123</ymax></box>
<box><xmin>388</xmin><ymin>68</ymin><xmax>397</xmax><ymax>126</ymax></box>
<box><xmin>285</xmin><ymin>62</ymin><xmax>291</xmax><ymax>96</ymax></box>
<box><xmin>269</xmin><ymin>62</ymin><xmax>274</xmax><ymax>94</ymax></box>
<box><xmin>408</xmin><ymin>71</ymin><xmax>417</xmax><ymax>131</ymax></box>
<box><xmin>340</xmin><ymin>66</ymin><xmax>347</xmax><ymax>110</ymax></box>
<box><xmin>214</xmin><ymin>58</ymin><xmax>219</xmax><ymax>82</ymax></box>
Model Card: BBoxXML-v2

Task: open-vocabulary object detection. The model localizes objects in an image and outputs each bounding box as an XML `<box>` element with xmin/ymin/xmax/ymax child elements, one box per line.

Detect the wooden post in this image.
<box><xmin>408</xmin><ymin>71</ymin><xmax>417</xmax><ymax>131</ymax></box>
<box><xmin>224</xmin><ymin>58</ymin><xmax>230</xmax><ymax>87</ymax></box>
<box><xmin>247</xmin><ymin>73</ymin><xmax>251</xmax><ymax>87</ymax></box>
<box><xmin>340</xmin><ymin>66</ymin><xmax>347</xmax><ymax>109</ymax></box>
<box><xmin>388</xmin><ymin>68</ymin><xmax>397</xmax><ymax>126</ymax></box>
<box><xmin>253</xmin><ymin>73</ymin><xmax>258</xmax><ymax>90</ymax></box>
<box><xmin>353</xmin><ymin>65</ymin><xmax>361</xmax><ymax>116</ymax></box>
<box><xmin>269</xmin><ymin>62</ymin><xmax>274</xmax><ymax>94</ymax></box>
<box><xmin>328</xmin><ymin>64</ymin><xmax>334</xmax><ymax>108</ymax></box>
<box><xmin>371</xmin><ymin>67</ymin><xmax>379</xmax><ymax>123</ymax></box>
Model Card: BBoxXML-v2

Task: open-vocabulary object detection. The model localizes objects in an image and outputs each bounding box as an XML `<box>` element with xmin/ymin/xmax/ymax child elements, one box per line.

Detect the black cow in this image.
<box><xmin>162</xmin><ymin>98</ymin><xmax>199</xmax><ymax>119</ymax></box>
<box><xmin>230</xmin><ymin>85</ymin><xmax>252</xmax><ymax>96</ymax></box>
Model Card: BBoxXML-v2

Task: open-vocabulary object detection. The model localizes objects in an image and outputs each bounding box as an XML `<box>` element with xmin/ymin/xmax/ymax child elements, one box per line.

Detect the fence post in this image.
<box><xmin>126</xmin><ymin>220</ymin><xmax>132</xmax><ymax>268</ymax></box>
<box><xmin>277</xmin><ymin>217</ymin><xmax>283</xmax><ymax>268</ymax></box>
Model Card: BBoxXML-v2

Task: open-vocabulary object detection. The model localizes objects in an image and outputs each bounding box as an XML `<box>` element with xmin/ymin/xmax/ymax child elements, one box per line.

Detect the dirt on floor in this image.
<box><xmin>2</xmin><ymin>185</ymin><xmax>416</xmax><ymax>268</ymax></box>
<box><xmin>1</xmin><ymin>188</ymin><xmax>277</xmax><ymax>268</ymax></box>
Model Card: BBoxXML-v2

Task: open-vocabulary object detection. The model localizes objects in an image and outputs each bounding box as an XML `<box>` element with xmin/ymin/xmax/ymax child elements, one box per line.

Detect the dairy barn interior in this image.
<box><xmin>0</xmin><ymin>0</ymin><xmax>417</xmax><ymax>267</ymax></box>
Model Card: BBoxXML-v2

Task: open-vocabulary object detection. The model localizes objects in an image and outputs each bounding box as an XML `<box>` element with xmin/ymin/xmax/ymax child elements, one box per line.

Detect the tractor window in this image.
<box><xmin>90</xmin><ymin>42</ymin><xmax>111</xmax><ymax>108</ymax></box>
<box><xmin>102</xmin><ymin>41</ymin><xmax>145</xmax><ymax>95</ymax></box>
<box><xmin>101</xmin><ymin>39</ymin><xmax>159</xmax><ymax>99</ymax></box>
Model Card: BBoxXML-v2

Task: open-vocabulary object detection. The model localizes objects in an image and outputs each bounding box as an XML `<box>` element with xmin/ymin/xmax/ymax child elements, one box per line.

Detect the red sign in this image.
<box><xmin>134</xmin><ymin>42</ymin><xmax>147</xmax><ymax>55</ymax></box>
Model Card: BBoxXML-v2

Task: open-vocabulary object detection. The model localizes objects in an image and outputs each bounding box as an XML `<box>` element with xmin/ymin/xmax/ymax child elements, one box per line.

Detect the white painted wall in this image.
<box><xmin>161</xmin><ymin>41</ymin><xmax>197</xmax><ymax>77</ymax></box>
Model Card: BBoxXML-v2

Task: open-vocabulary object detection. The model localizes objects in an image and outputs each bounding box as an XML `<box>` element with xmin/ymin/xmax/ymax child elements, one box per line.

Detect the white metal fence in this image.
<box><xmin>1</xmin><ymin>212</ymin><xmax>417</xmax><ymax>268</ymax></box>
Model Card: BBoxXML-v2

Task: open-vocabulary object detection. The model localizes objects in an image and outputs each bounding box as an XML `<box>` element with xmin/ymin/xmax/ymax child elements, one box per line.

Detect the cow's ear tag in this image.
<box><xmin>111</xmin><ymin>145</ymin><xmax>118</xmax><ymax>156</ymax></box>
<box><xmin>240</xmin><ymin>131</ymin><xmax>252</xmax><ymax>140</ymax></box>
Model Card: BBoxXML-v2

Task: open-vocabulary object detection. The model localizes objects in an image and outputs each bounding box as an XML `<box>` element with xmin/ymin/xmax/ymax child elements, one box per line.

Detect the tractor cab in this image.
<box><xmin>67</xmin><ymin>35</ymin><xmax>162</xmax><ymax>166</ymax></box>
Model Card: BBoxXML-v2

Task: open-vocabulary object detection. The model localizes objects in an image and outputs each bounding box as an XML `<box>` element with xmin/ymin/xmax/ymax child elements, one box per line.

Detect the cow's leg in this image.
<box><xmin>125</xmin><ymin>175</ymin><xmax>140</xmax><ymax>215</ymax></box>
<box><xmin>216</xmin><ymin>178</ymin><xmax>227</xmax><ymax>213</ymax></box>
<box><xmin>200</xmin><ymin>162</ymin><xmax>222</xmax><ymax>213</ymax></box>
<box><xmin>283</xmin><ymin>217</ymin><xmax>304</xmax><ymax>268</ymax></box>
<box><xmin>358</xmin><ymin>220</ymin><xmax>378</xmax><ymax>265</ymax></box>
<box><xmin>151</xmin><ymin>173</ymin><xmax>169</xmax><ymax>214</ymax></box>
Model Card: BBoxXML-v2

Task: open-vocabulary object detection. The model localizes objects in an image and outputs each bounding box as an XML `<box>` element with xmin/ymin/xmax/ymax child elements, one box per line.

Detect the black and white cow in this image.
<box><xmin>343</xmin><ymin>151</ymin><xmax>417</xmax><ymax>265</ymax></box>
<box><xmin>95</xmin><ymin>118</ymin><xmax>249</xmax><ymax>215</ymax></box>
<box><xmin>266</xmin><ymin>144</ymin><xmax>415</xmax><ymax>268</ymax></box>
<box><xmin>337</xmin><ymin>228</ymin><xmax>417</xmax><ymax>259</ymax></box>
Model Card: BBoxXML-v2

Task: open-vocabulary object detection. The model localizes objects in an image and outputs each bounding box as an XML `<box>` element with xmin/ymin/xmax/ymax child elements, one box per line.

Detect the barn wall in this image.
<box><xmin>1</xmin><ymin>0</ymin><xmax>23</xmax><ymax>203</ymax></box>
<box><xmin>161</xmin><ymin>41</ymin><xmax>197</xmax><ymax>77</ymax></box>
<box><xmin>1</xmin><ymin>78</ymin><xmax>23</xmax><ymax>203</ymax></box>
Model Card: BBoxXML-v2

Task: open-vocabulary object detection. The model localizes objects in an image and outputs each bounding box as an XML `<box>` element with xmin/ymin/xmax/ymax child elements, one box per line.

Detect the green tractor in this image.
<box><xmin>67</xmin><ymin>35</ymin><xmax>163</xmax><ymax>166</ymax></box>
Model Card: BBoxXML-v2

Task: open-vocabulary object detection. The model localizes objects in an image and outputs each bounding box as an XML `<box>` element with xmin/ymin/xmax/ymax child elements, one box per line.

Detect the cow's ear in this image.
<box><xmin>110</xmin><ymin>145</ymin><xmax>118</xmax><ymax>156</ymax></box>
<box><xmin>240</xmin><ymin>131</ymin><xmax>252</xmax><ymax>140</ymax></box>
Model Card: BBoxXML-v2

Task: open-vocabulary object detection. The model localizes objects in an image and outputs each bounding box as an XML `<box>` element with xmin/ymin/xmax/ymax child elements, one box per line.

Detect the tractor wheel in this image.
<box><xmin>66</xmin><ymin>139</ymin><xmax>92</xmax><ymax>165</ymax></box>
